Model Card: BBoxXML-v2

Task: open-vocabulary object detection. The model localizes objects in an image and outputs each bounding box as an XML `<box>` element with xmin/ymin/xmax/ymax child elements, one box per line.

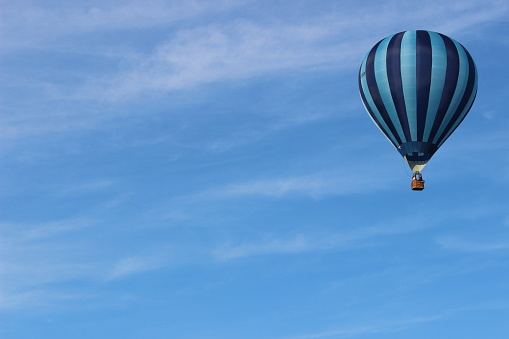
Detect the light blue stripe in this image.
<box><xmin>437</xmin><ymin>64</ymin><xmax>478</xmax><ymax>148</ymax></box>
<box><xmin>360</xmin><ymin>56</ymin><xmax>399</xmax><ymax>145</ymax></box>
<box><xmin>422</xmin><ymin>32</ymin><xmax>447</xmax><ymax>142</ymax></box>
<box><xmin>374</xmin><ymin>35</ymin><xmax>407</xmax><ymax>143</ymax></box>
<box><xmin>432</xmin><ymin>40</ymin><xmax>470</xmax><ymax>144</ymax></box>
<box><xmin>400</xmin><ymin>31</ymin><xmax>417</xmax><ymax>141</ymax></box>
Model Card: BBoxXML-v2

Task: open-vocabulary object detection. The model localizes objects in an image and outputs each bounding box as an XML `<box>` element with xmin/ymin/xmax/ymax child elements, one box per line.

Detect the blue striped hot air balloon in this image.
<box><xmin>358</xmin><ymin>30</ymin><xmax>478</xmax><ymax>188</ymax></box>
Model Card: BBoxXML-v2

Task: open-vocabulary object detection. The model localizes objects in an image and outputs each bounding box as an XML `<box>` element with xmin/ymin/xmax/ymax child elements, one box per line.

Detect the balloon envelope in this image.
<box><xmin>358</xmin><ymin>30</ymin><xmax>478</xmax><ymax>172</ymax></box>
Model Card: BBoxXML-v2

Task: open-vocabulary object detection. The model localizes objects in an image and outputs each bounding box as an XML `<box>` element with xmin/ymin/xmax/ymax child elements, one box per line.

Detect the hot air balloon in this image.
<box><xmin>358</xmin><ymin>30</ymin><xmax>478</xmax><ymax>190</ymax></box>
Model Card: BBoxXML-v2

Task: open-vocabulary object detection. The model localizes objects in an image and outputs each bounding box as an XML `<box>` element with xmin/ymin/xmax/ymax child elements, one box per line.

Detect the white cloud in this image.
<box><xmin>146</xmin><ymin>164</ymin><xmax>400</xmax><ymax>226</ymax></box>
<box><xmin>483</xmin><ymin>111</ymin><xmax>496</xmax><ymax>120</ymax></box>
<box><xmin>0</xmin><ymin>107</ymin><xmax>111</xmax><ymax>150</ymax></box>
<box><xmin>1</xmin><ymin>0</ymin><xmax>245</xmax><ymax>47</ymax></box>
<box><xmin>212</xmin><ymin>202</ymin><xmax>509</xmax><ymax>262</ymax></box>
<box><xmin>106</xmin><ymin>254</ymin><xmax>166</xmax><ymax>280</ymax></box>
<box><xmin>0</xmin><ymin>218</ymin><xmax>104</xmax><ymax>310</ymax></box>
<box><xmin>0</xmin><ymin>218</ymin><xmax>174</xmax><ymax>310</ymax></box>
<box><xmin>436</xmin><ymin>236</ymin><xmax>509</xmax><ymax>252</ymax></box>
<box><xmin>429</xmin><ymin>0</ymin><xmax>509</xmax><ymax>36</ymax></box>
<box><xmin>0</xmin><ymin>289</ymin><xmax>90</xmax><ymax>311</ymax></box>
<box><xmin>191</xmin><ymin>167</ymin><xmax>397</xmax><ymax>200</ymax></box>
<box><xmin>0</xmin><ymin>258</ymin><xmax>102</xmax><ymax>296</ymax></box>
<box><xmin>96</xmin><ymin>20</ymin><xmax>363</xmax><ymax>99</ymax></box>
<box><xmin>213</xmin><ymin>235</ymin><xmax>314</xmax><ymax>260</ymax></box>
<box><xmin>284</xmin><ymin>303</ymin><xmax>509</xmax><ymax>339</ymax></box>
<box><xmin>284</xmin><ymin>314</ymin><xmax>447</xmax><ymax>339</ymax></box>
<box><xmin>213</xmin><ymin>216</ymin><xmax>433</xmax><ymax>261</ymax></box>
<box><xmin>64</xmin><ymin>0</ymin><xmax>508</xmax><ymax>99</ymax></box>
<box><xmin>2</xmin><ymin>217</ymin><xmax>97</xmax><ymax>241</ymax></box>
<box><xmin>4</xmin><ymin>0</ymin><xmax>508</xmax><ymax>95</ymax></box>
<box><xmin>105</xmin><ymin>2</ymin><xmax>502</xmax><ymax>96</ymax></box>
<box><xmin>2</xmin><ymin>0</ymin><xmax>507</xmax><ymax>146</ymax></box>
<box><xmin>57</xmin><ymin>179</ymin><xmax>115</xmax><ymax>196</ymax></box>
<box><xmin>5</xmin><ymin>0</ymin><xmax>505</xmax><ymax>46</ymax></box>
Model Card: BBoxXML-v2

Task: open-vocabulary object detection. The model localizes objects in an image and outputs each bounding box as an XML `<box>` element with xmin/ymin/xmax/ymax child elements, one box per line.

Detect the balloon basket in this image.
<box><xmin>411</xmin><ymin>179</ymin><xmax>425</xmax><ymax>191</ymax></box>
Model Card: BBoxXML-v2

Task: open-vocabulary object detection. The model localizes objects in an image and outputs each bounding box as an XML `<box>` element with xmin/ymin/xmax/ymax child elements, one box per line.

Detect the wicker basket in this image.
<box><xmin>411</xmin><ymin>179</ymin><xmax>425</xmax><ymax>191</ymax></box>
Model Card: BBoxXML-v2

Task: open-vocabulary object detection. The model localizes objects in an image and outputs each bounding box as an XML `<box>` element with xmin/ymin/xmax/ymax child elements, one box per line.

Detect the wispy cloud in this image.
<box><xmin>0</xmin><ymin>218</ymin><xmax>104</xmax><ymax>309</ymax></box>
<box><xmin>4</xmin><ymin>0</ymin><xmax>505</xmax><ymax>47</ymax></box>
<box><xmin>1</xmin><ymin>217</ymin><xmax>98</xmax><ymax>241</ymax></box>
<box><xmin>212</xmin><ymin>201</ymin><xmax>509</xmax><ymax>261</ymax></box>
<box><xmin>4</xmin><ymin>0</ymin><xmax>507</xmax><ymax>97</ymax></box>
<box><xmin>149</xmin><ymin>167</ymin><xmax>398</xmax><ymax>224</ymax></box>
<box><xmin>192</xmin><ymin>168</ymin><xmax>397</xmax><ymax>200</ymax></box>
<box><xmin>213</xmin><ymin>216</ymin><xmax>434</xmax><ymax>260</ymax></box>
<box><xmin>106</xmin><ymin>254</ymin><xmax>166</xmax><ymax>280</ymax></box>
<box><xmin>143</xmin><ymin>158</ymin><xmax>398</xmax><ymax>224</ymax></box>
<box><xmin>436</xmin><ymin>236</ymin><xmax>509</xmax><ymax>252</ymax></box>
<box><xmin>0</xmin><ymin>108</ymin><xmax>107</xmax><ymax>147</ymax></box>
<box><xmin>283</xmin><ymin>314</ymin><xmax>448</xmax><ymax>339</ymax></box>
<box><xmin>1</xmin><ymin>0</ymin><xmax>245</xmax><ymax>48</ymax></box>
<box><xmin>93</xmin><ymin>21</ymin><xmax>362</xmax><ymax>99</ymax></box>
<box><xmin>184</xmin><ymin>193</ymin><xmax>509</xmax><ymax>265</ymax></box>
<box><xmin>429</xmin><ymin>0</ymin><xmax>509</xmax><ymax>36</ymax></box>
<box><xmin>0</xmin><ymin>289</ymin><xmax>92</xmax><ymax>311</ymax></box>
<box><xmin>89</xmin><ymin>0</ymin><xmax>508</xmax><ymax>98</ymax></box>
<box><xmin>213</xmin><ymin>235</ymin><xmax>315</xmax><ymax>260</ymax></box>
<box><xmin>282</xmin><ymin>302</ymin><xmax>509</xmax><ymax>339</ymax></box>
<box><xmin>1</xmin><ymin>219</ymin><xmax>170</xmax><ymax>310</ymax></box>
<box><xmin>2</xmin><ymin>0</ymin><xmax>507</xmax><ymax>146</ymax></box>
<box><xmin>56</xmin><ymin>178</ymin><xmax>115</xmax><ymax>196</ymax></box>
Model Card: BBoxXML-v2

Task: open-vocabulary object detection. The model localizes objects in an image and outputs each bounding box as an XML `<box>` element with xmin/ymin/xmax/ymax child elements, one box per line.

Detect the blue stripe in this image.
<box><xmin>374</xmin><ymin>34</ymin><xmax>407</xmax><ymax>143</ymax></box>
<box><xmin>422</xmin><ymin>32</ymin><xmax>447</xmax><ymax>142</ymax></box>
<box><xmin>415</xmin><ymin>30</ymin><xmax>432</xmax><ymax>141</ymax></box>
<box><xmin>437</xmin><ymin>49</ymin><xmax>478</xmax><ymax>147</ymax></box>
<box><xmin>432</xmin><ymin>40</ymin><xmax>470</xmax><ymax>144</ymax></box>
<box><xmin>437</xmin><ymin>91</ymin><xmax>477</xmax><ymax>148</ymax></box>
<box><xmin>364</xmin><ymin>37</ymin><xmax>404</xmax><ymax>145</ymax></box>
<box><xmin>427</xmin><ymin>33</ymin><xmax>459</xmax><ymax>143</ymax></box>
<box><xmin>400</xmin><ymin>31</ymin><xmax>417</xmax><ymax>140</ymax></box>
<box><xmin>386</xmin><ymin>32</ymin><xmax>412</xmax><ymax>142</ymax></box>
<box><xmin>359</xmin><ymin>56</ymin><xmax>399</xmax><ymax>146</ymax></box>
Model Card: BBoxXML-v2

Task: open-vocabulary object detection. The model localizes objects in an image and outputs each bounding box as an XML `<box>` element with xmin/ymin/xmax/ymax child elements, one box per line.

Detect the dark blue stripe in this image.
<box><xmin>365</xmin><ymin>40</ymin><xmax>403</xmax><ymax>145</ymax></box>
<box><xmin>427</xmin><ymin>33</ymin><xmax>460</xmax><ymax>143</ymax></box>
<box><xmin>359</xmin><ymin>68</ymin><xmax>398</xmax><ymax>148</ymax></box>
<box><xmin>435</xmin><ymin>48</ymin><xmax>477</xmax><ymax>146</ymax></box>
<box><xmin>415</xmin><ymin>30</ymin><xmax>432</xmax><ymax>141</ymax></box>
<box><xmin>452</xmin><ymin>91</ymin><xmax>477</xmax><ymax>133</ymax></box>
<box><xmin>386</xmin><ymin>32</ymin><xmax>411</xmax><ymax>142</ymax></box>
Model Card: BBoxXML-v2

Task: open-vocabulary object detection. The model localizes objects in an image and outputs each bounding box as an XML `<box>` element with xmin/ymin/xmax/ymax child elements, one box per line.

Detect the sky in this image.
<box><xmin>1</xmin><ymin>0</ymin><xmax>509</xmax><ymax>338</ymax></box>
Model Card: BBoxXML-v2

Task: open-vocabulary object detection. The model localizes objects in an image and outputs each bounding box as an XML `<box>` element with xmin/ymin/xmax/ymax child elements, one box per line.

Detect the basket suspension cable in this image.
<box><xmin>401</xmin><ymin>156</ymin><xmax>413</xmax><ymax>178</ymax></box>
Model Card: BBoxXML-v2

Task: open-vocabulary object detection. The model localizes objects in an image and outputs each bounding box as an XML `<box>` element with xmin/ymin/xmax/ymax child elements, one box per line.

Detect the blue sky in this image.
<box><xmin>1</xmin><ymin>0</ymin><xmax>509</xmax><ymax>338</ymax></box>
